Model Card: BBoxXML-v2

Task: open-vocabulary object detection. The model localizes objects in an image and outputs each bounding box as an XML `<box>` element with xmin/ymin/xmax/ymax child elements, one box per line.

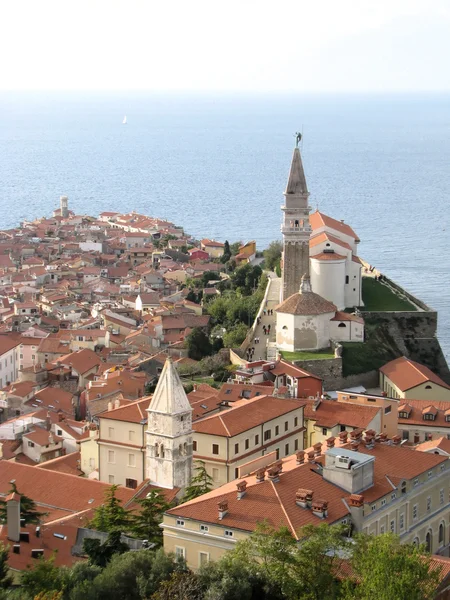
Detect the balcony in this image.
<box><xmin>281</xmin><ymin>225</ymin><xmax>311</xmax><ymax>234</ymax></box>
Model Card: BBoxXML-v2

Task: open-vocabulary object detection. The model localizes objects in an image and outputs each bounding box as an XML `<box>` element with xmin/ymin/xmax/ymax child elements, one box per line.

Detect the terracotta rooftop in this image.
<box><xmin>99</xmin><ymin>396</ymin><xmax>151</xmax><ymax>423</ymax></box>
<box><xmin>380</xmin><ymin>356</ymin><xmax>450</xmax><ymax>392</ymax></box>
<box><xmin>310</xmin><ymin>211</ymin><xmax>360</xmax><ymax>242</ymax></box>
<box><xmin>415</xmin><ymin>437</ymin><xmax>450</xmax><ymax>455</ymax></box>
<box><xmin>303</xmin><ymin>399</ymin><xmax>380</xmax><ymax>429</ymax></box>
<box><xmin>276</xmin><ymin>289</ymin><xmax>336</xmax><ymax>316</ymax></box>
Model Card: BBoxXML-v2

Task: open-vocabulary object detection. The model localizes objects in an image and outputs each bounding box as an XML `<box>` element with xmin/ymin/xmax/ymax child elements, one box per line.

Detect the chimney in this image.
<box><xmin>45</xmin><ymin>412</ymin><xmax>51</xmax><ymax>431</ymax></box>
<box><xmin>391</xmin><ymin>435</ymin><xmax>401</xmax><ymax>446</ymax></box>
<box><xmin>376</xmin><ymin>433</ymin><xmax>388</xmax><ymax>443</ymax></box>
<box><xmin>350</xmin><ymin>429</ymin><xmax>363</xmax><ymax>443</ymax></box>
<box><xmin>296</xmin><ymin>450</ymin><xmax>305</xmax><ymax>465</ymax></box>
<box><xmin>313</xmin><ymin>442</ymin><xmax>322</xmax><ymax>458</ymax></box>
<box><xmin>6</xmin><ymin>493</ymin><xmax>21</xmax><ymax>543</ymax></box>
<box><xmin>57</xmin><ymin>411</ymin><xmax>64</xmax><ymax>422</ymax></box>
<box><xmin>274</xmin><ymin>459</ymin><xmax>283</xmax><ymax>473</ymax></box>
<box><xmin>114</xmin><ymin>398</ymin><xmax>121</xmax><ymax>409</ymax></box>
<box><xmin>296</xmin><ymin>488</ymin><xmax>313</xmax><ymax>509</ymax></box>
<box><xmin>267</xmin><ymin>466</ymin><xmax>280</xmax><ymax>483</ymax></box>
<box><xmin>307</xmin><ymin>450</ymin><xmax>315</xmax><ymax>462</ymax></box>
<box><xmin>350</xmin><ymin>441</ymin><xmax>359</xmax><ymax>452</ymax></box>
<box><xmin>339</xmin><ymin>431</ymin><xmax>348</xmax><ymax>444</ymax></box>
<box><xmin>349</xmin><ymin>494</ymin><xmax>364</xmax><ymax>507</ymax></box>
<box><xmin>218</xmin><ymin>499</ymin><xmax>228</xmax><ymax>520</ymax></box>
<box><xmin>311</xmin><ymin>499</ymin><xmax>328</xmax><ymax>519</ymax></box>
<box><xmin>255</xmin><ymin>467</ymin><xmax>266</xmax><ymax>483</ymax></box>
<box><xmin>326</xmin><ymin>436</ymin><xmax>335</xmax><ymax>449</ymax></box>
<box><xmin>236</xmin><ymin>481</ymin><xmax>247</xmax><ymax>500</ymax></box>
<box><xmin>312</xmin><ymin>394</ymin><xmax>321</xmax><ymax>411</ymax></box>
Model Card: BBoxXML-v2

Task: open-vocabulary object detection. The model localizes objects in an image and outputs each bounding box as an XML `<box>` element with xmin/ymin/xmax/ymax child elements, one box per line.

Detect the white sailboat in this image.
<box><xmin>122</xmin><ymin>115</ymin><xmax>127</xmax><ymax>125</ymax></box>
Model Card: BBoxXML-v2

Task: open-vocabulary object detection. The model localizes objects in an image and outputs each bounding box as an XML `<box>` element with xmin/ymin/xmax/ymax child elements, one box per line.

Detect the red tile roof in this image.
<box><xmin>304</xmin><ymin>399</ymin><xmax>380</xmax><ymax>429</ymax></box>
<box><xmin>310</xmin><ymin>211</ymin><xmax>360</xmax><ymax>242</ymax></box>
<box><xmin>380</xmin><ymin>357</ymin><xmax>450</xmax><ymax>392</ymax></box>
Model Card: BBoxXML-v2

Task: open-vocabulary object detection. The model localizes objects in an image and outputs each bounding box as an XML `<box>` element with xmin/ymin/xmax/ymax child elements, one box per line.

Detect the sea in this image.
<box><xmin>0</xmin><ymin>92</ymin><xmax>449</xmax><ymax>360</ymax></box>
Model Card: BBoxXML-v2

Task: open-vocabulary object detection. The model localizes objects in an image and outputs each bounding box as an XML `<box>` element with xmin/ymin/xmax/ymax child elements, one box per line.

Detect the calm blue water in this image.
<box><xmin>1</xmin><ymin>92</ymin><xmax>449</xmax><ymax>359</ymax></box>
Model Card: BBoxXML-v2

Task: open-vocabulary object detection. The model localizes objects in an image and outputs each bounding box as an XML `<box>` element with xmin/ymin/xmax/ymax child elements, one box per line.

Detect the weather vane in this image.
<box><xmin>295</xmin><ymin>132</ymin><xmax>302</xmax><ymax>147</ymax></box>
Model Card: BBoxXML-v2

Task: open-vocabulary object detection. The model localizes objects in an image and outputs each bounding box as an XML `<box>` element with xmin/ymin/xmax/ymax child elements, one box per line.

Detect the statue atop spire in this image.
<box><xmin>295</xmin><ymin>132</ymin><xmax>302</xmax><ymax>147</ymax></box>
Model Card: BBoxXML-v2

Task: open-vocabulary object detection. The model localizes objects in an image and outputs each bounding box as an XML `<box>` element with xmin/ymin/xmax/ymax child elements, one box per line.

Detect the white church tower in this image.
<box><xmin>60</xmin><ymin>195</ymin><xmax>69</xmax><ymax>219</ymax></box>
<box><xmin>146</xmin><ymin>357</ymin><xmax>193</xmax><ymax>490</ymax></box>
<box><xmin>281</xmin><ymin>137</ymin><xmax>312</xmax><ymax>301</ymax></box>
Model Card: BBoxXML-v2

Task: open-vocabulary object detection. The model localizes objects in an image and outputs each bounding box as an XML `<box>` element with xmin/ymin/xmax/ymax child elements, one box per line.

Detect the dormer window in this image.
<box><xmin>446</xmin><ymin>415</ymin><xmax>450</xmax><ymax>422</ymax></box>
<box><xmin>399</xmin><ymin>412</ymin><xmax>409</xmax><ymax>419</ymax></box>
<box><xmin>423</xmin><ymin>413</ymin><xmax>435</xmax><ymax>421</ymax></box>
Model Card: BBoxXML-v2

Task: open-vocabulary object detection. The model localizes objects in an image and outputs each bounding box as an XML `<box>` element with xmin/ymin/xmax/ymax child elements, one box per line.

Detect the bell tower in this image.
<box><xmin>146</xmin><ymin>357</ymin><xmax>193</xmax><ymax>490</ymax></box>
<box><xmin>281</xmin><ymin>138</ymin><xmax>312</xmax><ymax>301</ymax></box>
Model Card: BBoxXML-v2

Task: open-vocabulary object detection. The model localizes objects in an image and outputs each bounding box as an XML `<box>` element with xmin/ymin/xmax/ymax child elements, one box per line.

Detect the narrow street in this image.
<box><xmin>248</xmin><ymin>273</ymin><xmax>281</xmax><ymax>361</ymax></box>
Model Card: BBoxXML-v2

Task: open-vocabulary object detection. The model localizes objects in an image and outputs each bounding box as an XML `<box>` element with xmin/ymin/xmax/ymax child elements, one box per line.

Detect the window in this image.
<box><xmin>285</xmin><ymin>443</ymin><xmax>289</xmax><ymax>456</ymax></box>
<box><xmin>425</xmin><ymin>385</ymin><xmax>432</xmax><ymax>389</ymax></box>
<box><xmin>381</xmin><ymin>499</ymin><xmax>386</xmax><ymax>507</ymax></box>
<box><xmin>322</xmin><ymin>428</ymin><xmax>327</xmax><ymax>436</ymax></box>
<box><xmin>441</xmin><ymin>490</ymin><xmax>445</xmax><ymax>505</ymax></box>
<box><xmin>294</xmin><ymin>439</ymin><xmax>299</xmax><ymax>451</ymax></box>
<box><xmin>413</xmin><ymin>504</ymin><xmax>418</xmax><ymax>520</ymax></box>
<box><xmin>20</xmin><ymin>354</ymin><xmax>23</xmax><ymax>359</ymax></box>
<box><xmin>212</xmin><ymin>468</ymin><xmax>219</xmax><ymax>482</ymax></box>
<box><xmin>126</xmin><ymin>478</ymin><xmax>137</xmax><ymax>489</ymax></box>
<box><xmin>224</xmin><ymin>530</ymin><xmax>233</xmax><ymax>537</ymax></box>
<box><xmin>128</xmin><ymin>454</ymin><xmax>136</xmax><ymax>467</ymax></box>
<box><xmin>428</xmin><ymin>470</ymin><xmax>433</xmax><ymax>479</ymax></box>
<box><xmin>427</xmin><ymin>497</ymin><xmax>432</xmax><ymax>512</ymax></box>
<box><xmin>391</xmin><ymin>492</ymin><xmax>396</xmax><ymax>500</ymax></box>
<box><xmin>108</xmin><ymin>475</ymin><xmax>115</xmax><ymax>484</ymax></box>
<box><xmin>199</xmin><ymin>552</ymin><xmax>209</xmax><ymax>566</ymax></box>
<box><xmin>193</xmin><ymin>440</ymin><xmax>197</xmax><ymax>451</ymax></box>
<box><xmin>234</xmin><ymin>443</ymin><xmax>239</xmax><ymax>454</ymax></box>
<box><xmin>264</xmin><ymin>430</ymin><xmax>271</xmax><ymax>441</ymax></box>
<box><xmin>390</xmin><ymin>520</ymin><xmax>395</xmax><ymax>533</ymax></box>
<box><xmin>399</xmin><ymin>412</ymin><xmax>409</xmax><ymax>419</ymax></box>
<box><xmin>371</xmin><ymin>504</ymin><xmax>376</xmax><ymax>512</ymax></box>
<box><xmin>212</xmin><ymin>444</ymin><xmax>219</xmax><ymax>455</ymax></box>
<box><xmin>384</xmin><ymin>406</ymin><xmax>391</xmax><ymax>415</ymax></box>
<box><xmin>200</xmin><ymin>524</ymin><xmax>209</xmax><ymax>532</ymax></box>
<box><xmin>294</xmin><ymin>417</ymin><xmax>298</xmax><ymax>427</ymax></box>
<box><xmin>28</xmin><ymin>441</ymin><xmax>35</xmax><ymax>448</ymax></box>
<box><xmin>128</xmin><ymin>430</ymin><xmax>135</xmax><ymax>442</ymax></box>
<box><xmin>400</xmin><ymin>513</ymin><xmax>405</xmax><ymax>530</ymax></box>
<box><xmin>414</xmin><ymin>478</ymin><xmax>419</xmax><ymax>487</ymax></box>
<box><xmin>275</xmin><ymin>425</ymin><xmax>279</xmax><ymax>436</ymax></box>
<box><xmin>441</xmin><ymin>464</ymin><xmax>446</xmax><ymax>472</ymax></box>
<box><xmin>57</xmin><ymin>429</ymin><xmax>62</xmax><ymax>436</ymax></box>
<box><xmin>245</xmin><ymin>438</ymin><xmax>249</xmax><ymax>450</ymax></box>
<box><xmin>108</xmin><ymin>450</ymin><xmax>115</xmax><ymax>463</ymax></box>
<box><xmin>108</xmin><ymin>427</ymin><xmax>114</xmax><ymax>438</ymax></box>
<box><xmin>439</xmin><ymin>523</ymin><xmax>445</xmax><ymax>545</ymax></box>
<box><xmin>255</xmin><ymin>434</ymin><xmax>259</xmax><ymax>445</ymax></box>
<box><xmin>175</xmin><ymin>547</ymin><xmax>185</xmax><ymax>559</ymax></box>
<box><xmin>340</xmin><ymin>425</ymin><xmax>346</xmax><ymax>432</ymax></box>
<box><xmin>380</xmin><ymin>525</ymin><xmax>385</xmax><ymax>534</ymax></box>
<box><xmin>338</xmin><ymin>322</ymin><xmax>346</xmax><ymax>328</ymax></box>
<box><xmin>424</xmin><ymin>432</ymin><xmax>432</xmax><ymax>441</ymax></box>
<box><xmin>446</xmin><ymin>415</ymin><xmax>450</xmax><ymax>423</ymax></box>
<box><xmin>402</xmin><ymin>430</ymin><xmax>409</xmax><ymax>440</ymax></box>
<box><xmin>285</xmin><ymin>421</ymin><xmax>288</xmax><ymax>432</ymax></box>
<box><xmin>176</xmin><ymin>519</ymin><xmax>185</xmax><ymax>527</ymax></box>
<box><xmin>276</xmin><ymin>448</ymin><xmax>280</xmax><ymax>460</ymax></box>
<box><xmin>234</xmin><ymin>468</ymin><xmax>239</xmax><ymax>478</ymax></box>
<box><xmin>423</xmin><ymin>414</ymin><xmax>435</xmax><ymax>421</ymax></box>
<box><xmin>345</xmin><ymin>275</ymin><xmax>349</xmax><ymax>284</ymax></box>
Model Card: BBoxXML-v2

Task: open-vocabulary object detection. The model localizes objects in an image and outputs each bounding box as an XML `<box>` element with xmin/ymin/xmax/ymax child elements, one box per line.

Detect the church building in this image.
<box><xmin>276</xmin><ymin>143</ymin><xmax>364</xmax><ymax>352</ymax></box>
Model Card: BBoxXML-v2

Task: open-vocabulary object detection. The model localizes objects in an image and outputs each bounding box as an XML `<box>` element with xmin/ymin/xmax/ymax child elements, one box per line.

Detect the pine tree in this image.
<box><xmin>130</xmin><ymin>490</ymin><xmax>173</xmax><ymax>545</ymax></box>
<box><xmin>182</xmin><ymin>461</ymin><xmax>213</xmax><ymax>502</ymax></box>
<box><xmin>87</xmin><ymin>485</ymin><xmax>132</xmax><ymax>534</ymax></box>
<box><xmin>0</xmin><ymin>482</ymin><xmax>47</xmax><ymax>525</ymax></box>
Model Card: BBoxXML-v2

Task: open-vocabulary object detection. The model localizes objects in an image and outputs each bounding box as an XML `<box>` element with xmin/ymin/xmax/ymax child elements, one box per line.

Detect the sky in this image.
<box><xmin>1</xmin><ymin>0</ymin><xmax>450</xmax><ymax>92</ymax></box>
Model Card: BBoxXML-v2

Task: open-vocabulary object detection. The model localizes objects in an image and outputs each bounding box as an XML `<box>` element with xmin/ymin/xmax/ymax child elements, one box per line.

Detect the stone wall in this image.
<box><xmin>291</xmin><ymin>356</ymin><xmax>379</xmax><ymax>391</ymax></box>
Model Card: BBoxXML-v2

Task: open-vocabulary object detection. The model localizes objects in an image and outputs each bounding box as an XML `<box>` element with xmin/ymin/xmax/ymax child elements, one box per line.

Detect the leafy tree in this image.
<box><xmin>211</xmin><ymin>336</ymin><xmax>224</xmax><ymax>353</ymax></box>
<box><xmin>151</xmin><ymin>570</ymin><xmax>204</xmax><ymax>600</ymax></box>
<box><xmin>220</xmin><ymin>240</ymin><xmax>232</xmax><ymax>264</ymax></box>
<box><xmin>223</xmin><ymin>323</ymin><xmax>248</xmax><ymax>348</ymax></box>
<box><xmin>87</xmin><ymin>485</ymin><xmax>131</xmax><ymax>534</ymax></box>
<box><xmin>34</xmin><ymin>592</ymin><xmax>63</xmax><ymax>600</ymax></box>
<box><xmin>20</xmin><ymin>555</ymin><xmax>64</xmax><ymax>599</ymax></box>
<box><xmin>343</xmin><ymin>533</ymin><xmax>441</xmax><ymax>600</ymax></box>
<box><xmin>0</xmin><ymin>542</ymin><xmax>12</xmax><ymax>590</ymax></box>
<box><xmin>70</xmin><ymin>549</ymin><xmax>181</xmax><ymax>600</ymax></box>
<box><xmin>130</xmin><ymin>490</ymin><xmax>173</xmax><ymax>546</ymax></box>
<box><xmin>183</xmin><ymin>461</ymin><xmax>214</xmax><ymax>502</ymax></box>
<box><xmin>0</xmin><ymin>482</ymin><xmax>47</xmax><ymax>525</ymax></box>
<box><xmin>230</xmin><ymin>242</ymin><xmax>242</xmax><ymax>256</ymax></box>
<box><xmin>230</xmin><ymin>264</ymin><xmax>262</xmax><ymax>296</ymax></box>
<box><xmin>186</xmin><ymin>328</ymin><xmax>213</xmax><ymax>361</ymax></box>
<box><xmin>83</xmin><ymin>531</ymin><xmax>129</xmax><ymax>568</ymax></box>
<box><xmin>201</xmin><ymin>271</ymin><xmax>219</xmax><ymax>287</ymax></box>
<box><xmin>263</xmin><ymin>241</ymin><xmax>282</xmax><ymax>271</ymax></box>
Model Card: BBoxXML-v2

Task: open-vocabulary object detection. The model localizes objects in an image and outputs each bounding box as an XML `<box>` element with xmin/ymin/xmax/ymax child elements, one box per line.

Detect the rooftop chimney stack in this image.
<box><xmin>218</xmin><ymin>499</ymin><xmax>228</xmax><ymax>520</ymax></box>
<box><xmin>326</xmin><ymin>437</ymin><xmax>335</xmax><ymax>449</ymax></box>
<box><xmin>391</xmin><ymin>435</ymin><xmax>402</xmax><ymax>446</ymax></box>
<box><xmin>349</xmin><ymin>494</ymin><xmax>364</xmax><ymax>507</ymax></box>
<box><xmin>267</xmin><ymin>466</ymin><xmax>280</xmax><ymax>483</ymax></box>
<box><xmin>6</xmin><ymin>492</ymin><xmax>21</xmax><ymax>543</ymax></box>
<box><xmin>350</xmin><ymin>441</ymin><xmax>360</xmax><ymax>452</ymax></box>
<box><xmin>236</xmin><ymin>481</ymin><xmax>247</xmax><ymax>500</ymax></box>
<box><xmin>307</xmin><ymin>450</ymin><xmax>316</xmax><ymax>462</ymax></box>
<box><xmin>312</xmin><ymin>499</ymin><xmax>328</xmax><ymax>519</ymax></box>
<box><xmin>296</xmin><ymin>488</ymin><xmax>313</xmax><ymax>509</ymax></box>
<box><xmin>255</xmin><ymin>467</ymin><xmax>266</xmax><ymax>483</ymax></box>
<box><xmin>339</xmin><ymin>431</ymin><xmax>348</xmax><ymax>444</ymax></box>
<box><xmin>296</xmin><ymin>450</ymin><xmax>305</xmax><ymax>465</ymax></box>
<box><xmin>313</xmin><ymin>442</ymin><xmax>322</xmax><ymax>458</ymax></box>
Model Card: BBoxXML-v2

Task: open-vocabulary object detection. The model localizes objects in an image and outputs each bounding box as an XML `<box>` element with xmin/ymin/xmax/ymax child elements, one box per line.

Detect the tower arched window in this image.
<box><xmin>160</xmin><ymin>445</ymin><xmax>165</xmax><ymax>458</ymax></box>
<box><xmin>338</xmin><ymin>323</ymin><xmax>346</xmax><ymax>328</ymax></box>
<box><xmin>439</xmin><ymin>523</ymin><xmax>445</xmax><ymax>545</ymax></box>
<box><xmin>155</xmin><ymin>443</ymin><xmax>159</xmax><ymax>457</ymax></box>
<box><xmin>401</xmin><ymin>481</ymin><xmax>406</xmax><ymax>495</ymax></box>
<box><xmin>425</xmin><ymin>531</ymin><xmax>432</xmax><ymax>553</ymax></box>
<box><xmin>183</xmin><ymin>442</ymin><xmax>187</xmax><ymax>455</ymax></box>
<box><xmin>179</xmin><ymin>443</ymin><xmax>183</xmax><ymax>456</ymax></box>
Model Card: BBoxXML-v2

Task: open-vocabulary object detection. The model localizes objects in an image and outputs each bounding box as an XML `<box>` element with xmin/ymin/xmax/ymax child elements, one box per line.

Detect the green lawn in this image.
<box><xmin>281</xmin><ymin>349</ymin><xmax>335</xmax><ymax>361</ymax></box>
<box><xmin>361</xmin><ymin>277</ymin><xmax>416</xmax><ymax>311</ymax></box>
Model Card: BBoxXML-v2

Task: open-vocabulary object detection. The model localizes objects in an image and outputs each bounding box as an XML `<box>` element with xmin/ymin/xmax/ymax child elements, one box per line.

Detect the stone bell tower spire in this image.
<box><xmin>146</xmin><ymin>357</ymin><xmax>193</xmax><ymax>490</ymax></box>
<box><xmin>281</xmin><ymin>136</ymin><xmax>312</xmax><ymax>301</ymax></box>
